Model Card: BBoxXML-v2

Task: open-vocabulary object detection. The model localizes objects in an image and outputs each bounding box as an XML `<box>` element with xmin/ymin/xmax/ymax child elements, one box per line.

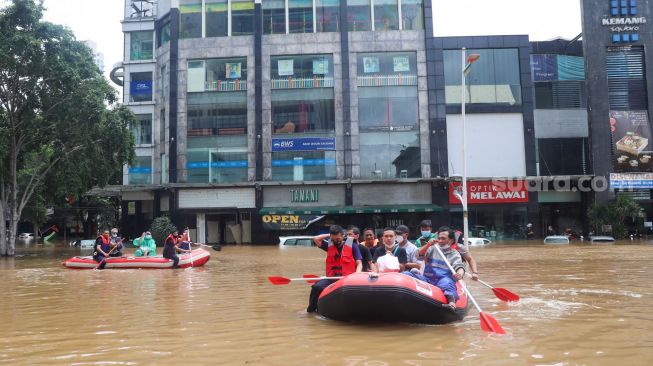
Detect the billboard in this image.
<box><xmin>272</xmin><ymin>137</ymin><xmax>336</xmax><ymax>152</ymax></box>
<box><xmin>611</xmin><ymin>110</ymin><xmax>653</xmax><ymax>172</ymax></box>
<box><xmin>261</xmin><ymin>214</ymin><xmax>325</xmax><ymax>230</ymax></box>
<box><xmin>449</xmin><ymin>180</ymin><xmax>529</xmax><ymax>205</ymax></box>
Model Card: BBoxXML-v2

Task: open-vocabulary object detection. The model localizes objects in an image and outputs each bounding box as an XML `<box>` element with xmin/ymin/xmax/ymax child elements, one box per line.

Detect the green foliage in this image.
<box><xmin>0</xmin><ymin>0</ymin><xmax>135</xmax><ymax>255</ymax></box>
<box><xmin>587</xmin><ymin>194</ymin><xmax>644</xmax><ymax>239</ymax></box>
<box><xmin>150</xmin><ymin>216</ymin><xmax>177</xmax><ymax>247</ymax></box>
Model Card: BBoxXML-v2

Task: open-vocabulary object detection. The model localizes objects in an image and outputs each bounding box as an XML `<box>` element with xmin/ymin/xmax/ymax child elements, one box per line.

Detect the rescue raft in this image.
<box><xmin>62</xmin><ymin>248</ymin><xmax>210</xmax><ymax>269</ymax></box>
<box><xmin>317</xmin><ymin>272</ymin><xmax>469</xmax><ymax>324</ymax></box>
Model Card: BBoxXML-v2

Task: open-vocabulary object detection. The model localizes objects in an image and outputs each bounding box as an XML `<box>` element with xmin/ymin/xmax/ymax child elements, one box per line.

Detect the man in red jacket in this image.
<box><xmin>307</xmin><ymin>225</ymin><xmax>362</xmax><ymax>313</ymax></box>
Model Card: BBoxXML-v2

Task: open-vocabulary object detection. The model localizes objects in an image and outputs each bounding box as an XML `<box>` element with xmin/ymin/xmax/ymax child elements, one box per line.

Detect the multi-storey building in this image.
<box><xmin>108</xmin><ymin>0</ymin><xmax>652</xmax><ymax>244</ymax></box>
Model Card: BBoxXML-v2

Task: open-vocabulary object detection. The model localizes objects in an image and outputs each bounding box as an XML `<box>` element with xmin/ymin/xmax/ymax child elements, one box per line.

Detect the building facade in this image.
<box><xmin>109</xmin><ymin>0</ymin><xmax>652</xmax><ymax>244</ymax></box>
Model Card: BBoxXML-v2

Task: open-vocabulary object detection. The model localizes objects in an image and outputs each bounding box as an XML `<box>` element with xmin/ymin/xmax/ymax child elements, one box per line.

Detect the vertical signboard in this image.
<box><xmin>611</xmin><ymin>110</ymin><xmax>653</xmax><ymax>172</ymax></box>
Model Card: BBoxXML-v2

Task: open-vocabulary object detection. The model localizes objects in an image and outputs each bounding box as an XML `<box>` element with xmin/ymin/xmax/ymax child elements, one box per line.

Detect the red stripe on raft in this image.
<box><xmin>62</xmin><ymin>249</ymin><xmax>211</xmax><ymax>269</ymax></box>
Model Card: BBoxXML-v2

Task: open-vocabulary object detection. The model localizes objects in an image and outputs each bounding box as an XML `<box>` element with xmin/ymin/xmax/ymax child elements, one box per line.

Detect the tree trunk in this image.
<box><xmin>33</xmin><ymin>222</ymin><xmax>40</xmax><ymax>241</ymax></box>
<box><xmin>7</xmin><ymin>215</ymin><xmax>18</xmax><ymax>256</ymax></box>
<box><xmin>0</xmin><ymin>204</ymin><xmax>6</xmax><ymax>257</ymax></box>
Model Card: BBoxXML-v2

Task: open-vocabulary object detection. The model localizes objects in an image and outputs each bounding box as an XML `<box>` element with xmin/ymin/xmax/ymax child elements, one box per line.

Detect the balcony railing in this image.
<box><xmin>357</xmin><ymin>74</ymin><xmax>417</xmax><ymax>87</ymax></box>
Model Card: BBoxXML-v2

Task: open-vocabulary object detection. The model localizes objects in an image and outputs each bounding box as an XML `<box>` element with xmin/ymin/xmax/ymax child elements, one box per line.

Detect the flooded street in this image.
<box><xmin>0</xmin><ymin>242</ymin><xmax>652</xmax><ymax>365</ymax></box>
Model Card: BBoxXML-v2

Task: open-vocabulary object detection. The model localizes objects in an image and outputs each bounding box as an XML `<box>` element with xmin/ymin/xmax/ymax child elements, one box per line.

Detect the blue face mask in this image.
<box><xmin>421</xmin><ymin>230</ymin><xmax>432</xmax><ymax>238</ymax></box>
<box><xmin>145</xmin><ymin>235</ymin><xmax>152</xmax><ymax>240</ymax></box>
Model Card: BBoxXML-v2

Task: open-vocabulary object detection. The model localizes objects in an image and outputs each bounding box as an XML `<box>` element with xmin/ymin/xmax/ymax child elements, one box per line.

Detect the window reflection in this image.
<box><xmin>206</xmin><ymin>0</ymin><xmax>228</xmax><ymax>37</ymax></box>
<box><xmin>289</xmin><ymin>0</ymin><xmax>314</xmax><ymax>33</ymax></box>
<box><xmin>359</xmin><ymin>132</ymin><xmax>420</xmax><ymax>178</ymax></box>
<box><xmin>401</xmin><ymin>0</ymin><xmax>423</xmax><ymax>30</ymax></box>
<box><xmin>348</xmin><ymin>0</ymin><xmax>372</xmax><ymax>31</ymax></box>
<box><xmin>130</xmin><ymin>31</ymin><xmax>153</xmax><ymax>60</ymax></box>
<box><xmin>232</xmin><ymin>0</ymin><xmax>254</xmax><ymax>35</ymax></box>
<box><xmin>180</xmin><ymin>0</ymin><xmax>202</xmax><ymax>38</ymax></box>
<box><xmin>316</xmin><ymin>0</ymin><xmax>340</xmax><ymax>32</ymax></box>
<box><xmin>272</xmin><ymin>151</ymin><xmax>337</xmax><ymax>181</ymax></box>
<box><xmin>374</xmin><ymin>0</ymin><xmax>399</xmax><ymax>31</ymax></box>
<box><xmin>129</xmin><ymin>156</ymin><xmax>153</xmax><ymax>184</ymax></box>
<box><xmin>444</xmin><ymin>48</ymin><xmax>522</xmax><ymax>105</ymax></box>
<box><xmin>263</xmin><ymin>0</ymin><xmax>286</xmax><ymax>34</ymax></box>
<box><xmin>132</xmin><ymin>114</ymin><xmax>153</xmax><ymax>145</ymax></box>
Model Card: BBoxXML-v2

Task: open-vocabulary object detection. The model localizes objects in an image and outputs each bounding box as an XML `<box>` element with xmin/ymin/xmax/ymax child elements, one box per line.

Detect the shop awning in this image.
<box><xmin>259</xmin><ymin>204</ymin><xmax>442</xmax><ymax>215</ymax></box>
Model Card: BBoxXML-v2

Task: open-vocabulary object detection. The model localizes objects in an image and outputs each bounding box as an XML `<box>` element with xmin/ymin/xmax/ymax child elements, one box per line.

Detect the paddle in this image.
<box><xmin>433</xmin><ymin>244</ymin><xmax>505</xmax><ymax>334</ymax></box>
<box><xmin>268</xmin><ymin>275</ymin><xmax>343</xmax><ymax>285</ymax></box>
<box><xmin>471</xmin><ymin>276</ymin><xmax>520</xmax><ymax>302</ymax></box>
<box><xmin>191</xmin><ymin>242</ymin><xmax>222</xmax><ymax>251</ymax></box>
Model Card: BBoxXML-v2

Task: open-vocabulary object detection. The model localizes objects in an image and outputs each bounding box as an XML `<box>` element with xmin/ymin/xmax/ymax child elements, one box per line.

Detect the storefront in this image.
<box><xmin>177</xmin><ymin>188</ymin><xmax>255</xmax><ymax>244</ymax></box>
<box><xmin>449</xmin><ymin>180</ymin><xmax>530</xmax><ymax>240</ymax></box>
<box><xmin>256</xmin><ymin>182</ymin><xmax>442</xmax><ymax>242</ymax></box>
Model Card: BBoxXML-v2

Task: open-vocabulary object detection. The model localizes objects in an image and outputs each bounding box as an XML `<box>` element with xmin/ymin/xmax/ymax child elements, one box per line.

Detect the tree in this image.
<box><xmin>150</xmin><ymin>216</ymin><xmax>177</xmax><ymax>247</ymax></box>
<box><xmin>588</xmin><ymin>194</ymin><xmax>644</xmax><ymax>239</ymax></box>
<box><xmin>0</xmin><ymin>0</ymin><xmax>135</xmax><ymax>256</ymax></box>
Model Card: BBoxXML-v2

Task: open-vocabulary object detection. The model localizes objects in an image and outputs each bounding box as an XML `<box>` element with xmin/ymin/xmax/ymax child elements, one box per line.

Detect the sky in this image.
<box><xmin>29</xmin><ymin>0</ymin><xmax>583</xmax><ymax>85</ymax></box>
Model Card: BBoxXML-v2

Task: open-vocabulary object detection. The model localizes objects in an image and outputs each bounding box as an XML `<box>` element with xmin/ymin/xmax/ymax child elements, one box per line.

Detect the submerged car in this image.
<box><xmin>589</xmin><ymin>236</ymin><xmax>615</xmax><ymax>243</ymax></box>
<box><xmin>543</xmin><ymin>235</ymin><xmax>570</xmax><ymax>244</ymax></box>
<box><xmin>17</xmin><ymin>233</ymin><xmax>35</xmax><ymax>241</ymax></box>
<box><xmin>278</xmin><ymin>236</ymin><xmax>314</xmax><ymax>247</ymax></box>
<box><xmin>467</xmin><ymin>237</ymin><xmax>493</xmax><ymax>247</ymax></box>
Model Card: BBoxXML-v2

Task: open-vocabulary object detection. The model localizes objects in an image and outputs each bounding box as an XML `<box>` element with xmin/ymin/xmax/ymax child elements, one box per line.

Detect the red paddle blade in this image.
<box><xmin>492</xmin><ymin>288</ymin><xmax>520</xmax><ymax>302</ymax></box>
<box><xmin>479</xmin><ymin>312</ymin><xmax>506</xmax><ymax>334</ymax></box>
<box><xmin>303</xmin><ymin>274</ymin><xmax>320</xmax><ymax>284</ymax></box>
<box><xmin>268</xmin><ymin>276</ymin><xmax>291</xmax><ymax>285</ymax></box>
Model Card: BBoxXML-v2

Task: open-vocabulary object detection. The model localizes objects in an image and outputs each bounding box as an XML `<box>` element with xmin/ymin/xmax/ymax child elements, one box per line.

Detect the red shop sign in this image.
<box><xmin>449</xmin><ymin>180</ymin><xmax>529</xmax><ymax>204</ymax></box>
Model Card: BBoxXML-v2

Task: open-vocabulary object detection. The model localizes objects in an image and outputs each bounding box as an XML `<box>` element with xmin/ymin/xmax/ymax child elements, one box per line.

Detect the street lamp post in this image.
<box><xmin>460</xmin><ymin>48</ymin><xmax>480</xmax><ymax>245</ymax></box>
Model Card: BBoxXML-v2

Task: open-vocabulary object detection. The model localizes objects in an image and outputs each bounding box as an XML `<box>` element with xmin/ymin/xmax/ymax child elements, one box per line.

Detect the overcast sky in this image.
<box><xmin>36</xmin><ymin>0</ymin><xmax>582</xmax><ymax>84</ymax></box>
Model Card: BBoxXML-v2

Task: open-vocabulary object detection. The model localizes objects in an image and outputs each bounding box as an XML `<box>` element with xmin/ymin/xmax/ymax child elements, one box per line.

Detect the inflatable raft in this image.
<box><xmin>62</xmin><ymin>248</ymin><xmax>210</xmax><ymax>269</ymax></box>
<box><xmin>317</xmin><ymin>272</ymin><xmax>469</xmax><ymax>324</ymax></box>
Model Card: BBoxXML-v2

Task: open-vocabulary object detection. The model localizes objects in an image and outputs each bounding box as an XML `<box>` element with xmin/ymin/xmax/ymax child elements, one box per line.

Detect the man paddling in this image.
<box><xmin>307</xmin><ymin>225</ymin><xmax>362</xmax><ymax>313</ymax></box>
<box><xmin>163</xmin><ymin>229</ymin><xmax>181</xmax><ymax>268</ymax></box>
<box><xmin>93</xmin><ymin>230</ymin><xmax>116</xmax><ymax>269</ymax></box>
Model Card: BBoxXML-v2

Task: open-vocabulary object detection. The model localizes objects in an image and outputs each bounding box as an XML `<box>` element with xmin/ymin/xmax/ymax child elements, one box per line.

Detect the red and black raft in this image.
<box><xmin>317</xmin><ymin>272</ymin><xmax>469</xmax><ymax>325</ymax></box>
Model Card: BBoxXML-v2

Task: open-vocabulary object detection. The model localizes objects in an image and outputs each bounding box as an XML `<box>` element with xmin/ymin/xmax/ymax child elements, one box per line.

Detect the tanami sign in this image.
<box><xmin>449</xmin><ymin>181</ymin><xmax>529</xmax><ymax>204</ymax></box>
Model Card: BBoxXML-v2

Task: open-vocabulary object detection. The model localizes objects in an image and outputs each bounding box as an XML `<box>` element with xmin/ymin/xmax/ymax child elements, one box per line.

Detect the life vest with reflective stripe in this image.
<box><xmin>325</xmin><ymin>241</ymin><xmax>356</xmax><ymax>277</ymax></box>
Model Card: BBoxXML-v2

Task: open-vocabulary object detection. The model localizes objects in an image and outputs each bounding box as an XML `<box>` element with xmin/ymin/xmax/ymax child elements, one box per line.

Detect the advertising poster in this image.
<box><xmin>393</xmin><ymin>56</ymin><xmax>410</xmax><ymax>72</ymax></box>
<box><xmin>272</xmin><ymin>137</ymin><xmax>336</xmax><ymax>152</ymax></box>
<box><xmin>278</xmin><ymin>59</ymin><xmax>294</xmax><ymax>76</ymax></box>
<box><xmin>610</xmin><ymin>173</ymin><xmax>653</xmax><ymax>189</ymax></box>
<box><xmin>262</xmin><ymin>214</ymin><xmax>325</xmax><ymax>230</ymax></box>
<box><xmin>312</xmin><ymin>58</ymin><xmax>329</xmax><ymax>75</ymax></box>
<box><xmin>530</xmin><ymin>54</ymin><xmax>558</xmax><ymax>82</ymax></box>
<box><xmin>363</xmin><ymin>57</ymin><xmax>380</xmax><ymax>73</ymax></box>
<box><xmin>611</xmin><ymin>110</ymin><xmax>653</xmax><ymax>172</ymax></box>
<box><xmin>226</xmin><ymin>62</ymin><xmax>242</xmax><ymax>79</ymax></box>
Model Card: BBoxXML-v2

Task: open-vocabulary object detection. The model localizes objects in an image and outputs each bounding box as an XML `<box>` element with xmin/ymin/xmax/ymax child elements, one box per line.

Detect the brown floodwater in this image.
<box><xmin>0</xmin><ymin>241</ymin><xmax>652</xmax><ymax>365</ymax></box>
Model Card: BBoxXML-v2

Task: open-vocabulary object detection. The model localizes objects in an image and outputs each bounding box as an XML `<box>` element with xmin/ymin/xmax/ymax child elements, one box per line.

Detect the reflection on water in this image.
<box><xmin>0</xmin><ymin>241</ymin><xmax>652</xmax><ymax>365</ymax></box>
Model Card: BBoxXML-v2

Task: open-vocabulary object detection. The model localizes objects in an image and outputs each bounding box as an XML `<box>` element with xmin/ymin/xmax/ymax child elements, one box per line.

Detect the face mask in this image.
<box><xmin>111</xmin><ymin>233</ymin><xmax>117</xmax><ymax>238</ymax></box>
<box><xmin>421</xmin><ymin>230</ymin><xmax>432</xmax><ymax>238</ymax></box>
<box><xmin>145</xmin><ymin>235</ymin><xmax>152</xmax><ymax>240</ymax></box>
<box><xmin>384</xmin><ymin>243</ymin><xmax>396</xmax><ymax>250</ymax></box>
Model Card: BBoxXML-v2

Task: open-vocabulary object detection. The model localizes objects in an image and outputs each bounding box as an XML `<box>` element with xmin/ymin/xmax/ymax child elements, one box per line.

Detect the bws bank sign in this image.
<box><xmin>603</xmin><ymin>0</ymin><xmax>646</xmax><ymax>43</ymax></box>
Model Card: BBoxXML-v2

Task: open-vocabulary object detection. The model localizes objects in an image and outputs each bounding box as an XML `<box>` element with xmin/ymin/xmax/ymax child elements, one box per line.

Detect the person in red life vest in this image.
<box><xmin>163</xmin><ymin>229</ymin><xmax>181</xmax><ymax>268</ymax></box>
<box><xmin>93</xmin><ymin>230</ymin><xmax>114</xmax><ymax>268</ymax></box>
<box><xmin>307</xmin><ymin>225</ymin><xmax>363</xmax><ymax>313</ymax></box>
<box><xmin>444</xmin><ymin>226</ymin><xmax>479</xmax><ymax>281</ymax></box>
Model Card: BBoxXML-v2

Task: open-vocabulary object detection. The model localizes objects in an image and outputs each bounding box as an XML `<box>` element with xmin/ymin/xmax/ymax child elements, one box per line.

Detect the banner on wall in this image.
<box><xmin>272</xmin><ymin>137</ymin><xmax>336</xmax><ymax>152</ymax></box>
<box><xmin>449</xmin><ymin>180</ymin><xmax>529</xmax><ymax>204</ymax></box>
<box><xmin>530</xmin><ymin>54</ymin><xmax>585</xmax><ymax>82</ymax></box>
<box><xmin>130</xmin><ymin>80</ymin><xmax>152</xmax><ymax>95</ymax></box>
<box><xmin>262</xmin><ymin>215</ymin><xmax>325</xmax><ymax>230</ymax></box>
<box><xmin>611</xmin><ymin>110</ymin><xmax>653</xmax><ymax>173</ymax></box>
<box><xmin>610</xmin><ymin>173</ymin><xmax>653</xmax><ymax>189</ymax></box>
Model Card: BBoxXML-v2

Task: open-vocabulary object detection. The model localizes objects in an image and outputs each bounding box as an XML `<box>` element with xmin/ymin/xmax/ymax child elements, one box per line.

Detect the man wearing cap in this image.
<box><xmin>395</xmin><ymin>225</ymin><xmax>420</xmax><ymax>272</ymax></box>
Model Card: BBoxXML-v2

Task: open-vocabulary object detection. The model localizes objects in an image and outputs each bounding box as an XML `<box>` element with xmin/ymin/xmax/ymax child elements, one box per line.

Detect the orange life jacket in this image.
<box><xmin>325</xmin><ymin>240</ymin><xmax>356</xmax><ymax>277</ymax></box>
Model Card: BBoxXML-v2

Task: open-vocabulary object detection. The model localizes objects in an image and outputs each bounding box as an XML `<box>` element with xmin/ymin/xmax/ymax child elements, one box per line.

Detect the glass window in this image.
<box><xmin>359</xmin><ymin>131</ymin><xmax>420</xmax><ymax>178</ymax></box>
<box><xmin>130</xmin><ymin>72</ymin><xmax>153</xmax><ymax>102</ymax></box>
<box><xmin>348</xmin><ymin>0</ymin><xmax>371</xmax><ymax>31</ymax></box>
<box><xmin>358</xmin><ymin>86</ymin><xmax>418</xmax><ymax>131</ymax></box>
<box><xmin>357</xmin><ymin>51</ymin><xmax>417</xmax><ymax>79</ymax></box>
<box><xmin>272</xmin><ymin>89</ymin><xmax>335</xmax><ymax>133</ymax></box>
<box><xmin>129</xmin><ymin>156</ymin><xmax>152</xmax><ymax>184</ymax></box>
<box><xmin>271</xmin><ymin>54</ymin><xmax>334</xmax><ymax>79</ymax></box>
<box><xmin>180</xmin><ymin>0</ymin><xmax>202</xmax><ymax>39</ymax></box>
<box><xmin>289</xmin><ymin>0</ymin><xmax>313</xmax><ymax>33</ymax></box>
<box><xmin>444</xmin><ymin>48</ymin><xmax>522</xmax><ymax>105</ymax></box>
<box><xmin>232</xmin><ymin>0</ymin><xmax>255</xmax><ymax>35</ymax></box>
<box><xmin>606</xmin><ymin>46</ymin><xmax>647</xmax><ymax>110</ymax></box>
<box><xmin>537</xmin><ymin>138</ymin><xmax>589</xmax><ymax>175</ymax></box>
<box><xmin>272</xmin><ymin>151</ymin><xmax>336</xmax><ymax>181</ymax></box>
<box><xmin>374</xmin><ymin>0</ymin><xmax>399</xmax><ymax>31</ymax></box>
<box><xmin>187</xmin><ymin>136</ymin><xmax>248</xmax><ymax>183</ymax></box>
<box><xmin>188</xmin><ymin>57</ymin><xmax>248</xmax><ymax>93</ymax></box>
<box><xmin>401</xmin><ymin>0</ymin><xmax>423</xmax><ymax>30</ymax></box>
<box><xmin>206</xmin><ymin>0</ymin><xmax>228</xmax><ymax>37</ymax></box>
<box><xmin>188</xmin><ymin>92</ymin><xmax>248</xmax><ymax>136</ymax></box>
<box><xmin>131</xmin><ymin>114</ymin><xmax>153</xmax><ymax>145</ymax></box>
<box><xmin>130</xmin><ymin>31</ymin><xmax>154</xmax><ymax>61</ymax></box>
<box><xmin>263</xmin><ymin>0</ymin><xmax>286</xmax><ymax>34</ymax></box>
<box><xmin>158</xmin><ymin>21</ymin><xmax>171</xmax><ymax>47</ymax></box>
<box><xmin>162</xmin><ymin>65</ymin><xmax>169</xmax><ymax>98</ymax></box>
<box><xmin>316</xmin><ymin>0</ymin><xmax>340</xmax><ymax>32</ymax></box>
<box><xmin>160</xmin><ymin>109</ymin><xmax>166</xmax><ymax>144</ymax></box>
<box><xmin>534</xmin><ymin>81</ymin><xmax>587</xmax><ymax>109</ymax></box>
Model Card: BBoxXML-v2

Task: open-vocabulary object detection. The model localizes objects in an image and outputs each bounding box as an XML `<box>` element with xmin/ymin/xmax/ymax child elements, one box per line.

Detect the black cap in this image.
<box><xmin>395</xmin><ymin>225</ymin><xmax>409</xmax><ymax>234</ymax></box>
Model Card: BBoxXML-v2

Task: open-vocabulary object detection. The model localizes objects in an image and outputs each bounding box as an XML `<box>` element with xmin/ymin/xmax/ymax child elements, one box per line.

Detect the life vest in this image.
<box><xmin>164</xmin><ymin>234</ymin><xmax>176</xmax><ymax>247</ymax></box>
<box><xmin>95</xmin><ymin>235</ymin><xmax>111</xmax><ymax>254</ymax></box>
<box><xmin>325</xmin><ymin>240</ymin><xmax>356</xmax><ymax>277</ymax></box>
